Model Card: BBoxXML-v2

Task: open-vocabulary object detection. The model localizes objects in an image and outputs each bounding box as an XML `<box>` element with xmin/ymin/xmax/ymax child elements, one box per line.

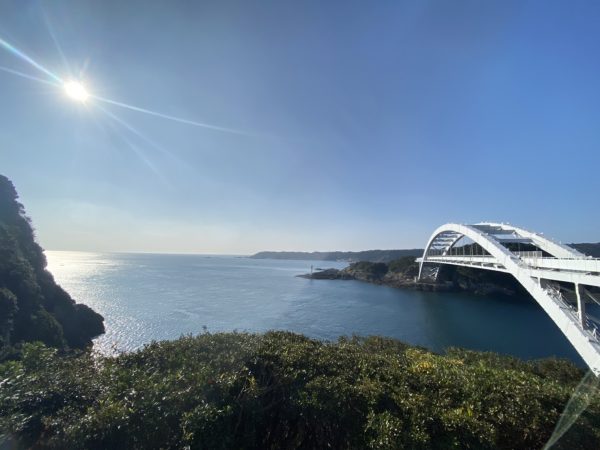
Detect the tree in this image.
<box><xmin>0</xmin><ymin>174</ymin><xmax>104</xmax><ymax>355</ymax></box>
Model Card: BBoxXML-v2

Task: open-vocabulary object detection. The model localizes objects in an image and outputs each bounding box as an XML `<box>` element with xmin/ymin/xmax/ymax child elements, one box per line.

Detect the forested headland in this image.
<box><xmin>300</xmin><ymin>257</ymin><xmax>531</xmax><ymax>297</ymax></box>
<box><xmin>0</xmin><ymin>175</ymin><xmax>104</xmax><ymax>359</ymax></box>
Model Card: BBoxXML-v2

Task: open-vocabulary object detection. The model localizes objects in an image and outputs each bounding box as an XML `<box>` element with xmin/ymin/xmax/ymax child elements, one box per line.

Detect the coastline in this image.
<box><xmin>298</xmin><ymin>261</ymin><xmax>521</xmax><ymax>296</ymax></box>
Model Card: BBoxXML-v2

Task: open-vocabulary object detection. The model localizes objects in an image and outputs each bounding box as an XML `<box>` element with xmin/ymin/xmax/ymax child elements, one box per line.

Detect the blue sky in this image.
<box><xmin>0</xmin><ymin>0</ymin><xmax>598</xmax><ymax>253</ymax></box>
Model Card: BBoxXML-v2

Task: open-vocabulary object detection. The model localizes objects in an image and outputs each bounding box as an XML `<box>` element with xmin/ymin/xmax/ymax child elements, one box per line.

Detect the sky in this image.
<box><xmin>0</xmin><ymin>0</ymin><xmax>599</xmax><ymax>254</ymax></box>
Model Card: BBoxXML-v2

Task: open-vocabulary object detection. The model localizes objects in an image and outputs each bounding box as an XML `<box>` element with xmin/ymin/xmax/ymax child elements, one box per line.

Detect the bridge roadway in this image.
<box><xmin>417</xmin><ymin>222</ymin><xmax>600</xmax><ymax>375</ymax></box>
<box><xmin>421</xmin><ymin>255</ymin><xmax>600</xmax><ymax>287</ymax></box>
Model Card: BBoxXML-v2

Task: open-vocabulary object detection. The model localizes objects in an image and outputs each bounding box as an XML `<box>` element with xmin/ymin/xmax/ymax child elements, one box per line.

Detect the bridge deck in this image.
<box><xmin>417</xmin><ymin>255</ymin><xmax>600</xmax><ymax>288</ymax></box>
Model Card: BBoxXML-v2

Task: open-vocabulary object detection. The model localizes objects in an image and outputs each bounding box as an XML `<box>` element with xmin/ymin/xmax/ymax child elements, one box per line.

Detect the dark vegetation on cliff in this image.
<box><xmin>436</xmin><ymin>265</ymin><xmax>529</xmax><ymax>296</ymax></box>
<box><xmin>304</xmin><ymin>257</ymin><xmax>528</xmax><ymax>296</ymax></box>
<box><xmin>0</xmin><ymin>175</ymin><xmax>104</xmax><ymax>358</ymax></box>
<box><xmin>572</xmin><ymin>243</ymin><xmax>600</xmax><ymax>258</ymax></box>
<box><xmin>252</xmin><ymin>243</ymin><xmax>600</xmax><ymax>263</ymax></box>
<box><xmin>2</xmin><ymin>332</ymin><xmax>598</xmax><ymax>449</ymax></box>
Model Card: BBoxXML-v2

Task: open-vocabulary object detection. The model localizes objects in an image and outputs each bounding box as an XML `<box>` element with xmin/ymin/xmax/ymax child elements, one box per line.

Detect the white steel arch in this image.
<box><xmin>473</xmin><ymin>222</ymin><xmax>584</xmax><ymax>258</ymax></box>
<box><xmin>417</xmin><ymin>223</ymin><xmax>600</xmax><ymax>375</ymax></box>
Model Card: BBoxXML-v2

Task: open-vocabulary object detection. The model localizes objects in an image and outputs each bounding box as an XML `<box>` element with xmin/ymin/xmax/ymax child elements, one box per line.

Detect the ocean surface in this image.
<box><xmin>46</xmin><ymin>251</ymin><xmax>582</xmax><ymax>364</ymax></box>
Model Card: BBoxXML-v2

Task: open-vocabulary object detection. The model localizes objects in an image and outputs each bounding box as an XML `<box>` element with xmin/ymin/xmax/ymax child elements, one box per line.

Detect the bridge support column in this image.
<box><xmin>576</xmin><ymin>284</ymin><xmax>587</xmax><ymax>329</ymax></box>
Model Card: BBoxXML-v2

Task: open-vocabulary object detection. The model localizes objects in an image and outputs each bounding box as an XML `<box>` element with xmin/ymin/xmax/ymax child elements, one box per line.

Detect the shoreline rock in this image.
<box><xmin>297</xmin><ymin>267</ymin><xmax>455</xmax><ymax>291</ymax></box>
<box><xmin>298</xmin><ymin>261</ymin><xmax>521</xmax><ymax>296</ymax></box>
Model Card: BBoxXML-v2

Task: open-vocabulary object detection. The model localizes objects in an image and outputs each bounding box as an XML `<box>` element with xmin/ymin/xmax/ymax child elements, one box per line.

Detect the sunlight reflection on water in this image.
<box><xmin>46</xmin><ymin>251</ymin><xmax>584</xmax><ymax>365</ymax></box>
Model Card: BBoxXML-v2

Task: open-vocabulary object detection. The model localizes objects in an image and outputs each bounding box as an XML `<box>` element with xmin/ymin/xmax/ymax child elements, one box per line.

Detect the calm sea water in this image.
<box><xmin>46</xmin><ymin>251</ymin><xmax>582</xmax><ymax>364</ymax></box>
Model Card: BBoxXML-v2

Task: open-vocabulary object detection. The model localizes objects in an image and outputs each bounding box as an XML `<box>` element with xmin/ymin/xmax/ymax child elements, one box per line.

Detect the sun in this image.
<box><xmin>64</xmin><ymin>80</ymin><xmax>90</xmax><ymax>102</ymax></box>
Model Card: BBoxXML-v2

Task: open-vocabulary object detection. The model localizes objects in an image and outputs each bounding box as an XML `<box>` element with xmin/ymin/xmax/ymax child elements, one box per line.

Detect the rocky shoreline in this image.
<box><xmin>297</xmin><ymin>267</ymin><xmax>453</xmax><ymax>291</ymax></box>
<box><xmin>298</xmin><ymin>259</ymin><xmax>521</xmax><ymax>296</ymax></box>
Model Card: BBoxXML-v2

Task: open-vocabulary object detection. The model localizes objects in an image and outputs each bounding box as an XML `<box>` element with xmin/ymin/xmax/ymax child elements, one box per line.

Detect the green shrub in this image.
<box><xmin>1</xmin><ymin>332</ymin><xmax>598</xmax><ymax>449</ymax></box>
<box><xmin>387</xmin><ymin>257</ymin><xmax>418</xmax><ymax>276</ymax></box>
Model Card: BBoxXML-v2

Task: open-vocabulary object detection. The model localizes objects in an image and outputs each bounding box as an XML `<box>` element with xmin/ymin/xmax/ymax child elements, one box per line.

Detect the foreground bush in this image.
<box><xmin>1</xmin><ymin>332</ymin><xmax>599</xmax><ymax>449</ymax></box>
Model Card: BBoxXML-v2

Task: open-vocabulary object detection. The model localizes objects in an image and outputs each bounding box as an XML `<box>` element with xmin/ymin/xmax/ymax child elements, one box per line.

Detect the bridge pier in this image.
<box><xmin>576</xmin><ymin>284</ymin><xmax>587</xmax><ymax>329</ymax></box>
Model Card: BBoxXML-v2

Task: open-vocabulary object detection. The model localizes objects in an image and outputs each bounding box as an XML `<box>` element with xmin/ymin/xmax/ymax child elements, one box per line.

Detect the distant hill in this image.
<box><xmin>571</xmin><ymin>243</ymin><xmax>600</xmax><ymax>258</ymax></box>
<box><xmin>252</xmin><ymin>242</ymin><xmax>600</xmax><ymax>263</ymax></box>
<box><xmin>250</xmin><ymin>249</ymin><xmax>423</xmax><ymax>263</ymax></box>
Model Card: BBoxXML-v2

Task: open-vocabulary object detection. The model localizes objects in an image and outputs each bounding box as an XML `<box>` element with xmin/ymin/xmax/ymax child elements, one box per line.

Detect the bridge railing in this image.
<box><xmin>513</xmin><ymin>251</ymin><xmax>543</xmax><ymax>258</ymax></box>
<box><xmin>542</xmin><ymin>284</ymin><xmax>600</xmax><ymax>344</ymax></box>
<box><xmin>587</xmin><ymin>318</ymin><xmax>600</xmax><ymax>341</ymax></box>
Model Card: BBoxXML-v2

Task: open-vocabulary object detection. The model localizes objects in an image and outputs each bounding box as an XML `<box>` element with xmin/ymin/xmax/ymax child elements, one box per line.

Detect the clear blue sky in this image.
<box><xmin>0</xmin><ymin>0</ymin><xmax>598</xmax><ymax>253</ymax></box>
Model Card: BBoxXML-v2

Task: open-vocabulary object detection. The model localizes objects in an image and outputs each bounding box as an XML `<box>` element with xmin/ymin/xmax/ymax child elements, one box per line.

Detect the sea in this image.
<box><xmin>46</xmin><ymin>251</ymin><xmax>583</xmax><ymax>364</ymax></box>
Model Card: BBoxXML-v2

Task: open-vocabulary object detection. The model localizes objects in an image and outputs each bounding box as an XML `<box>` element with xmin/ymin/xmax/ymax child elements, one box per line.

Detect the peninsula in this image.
<box><xmin>298</xmin><ymin>257</ymin><xmax>529</xmax><ymax>296</ymax></box>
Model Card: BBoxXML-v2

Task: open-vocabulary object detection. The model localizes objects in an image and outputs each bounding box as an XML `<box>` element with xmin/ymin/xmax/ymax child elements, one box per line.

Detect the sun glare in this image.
<box><xmin>64</xmin><ymin>80</ymin><xmax>89</xmax><ymax>102</ymax></box>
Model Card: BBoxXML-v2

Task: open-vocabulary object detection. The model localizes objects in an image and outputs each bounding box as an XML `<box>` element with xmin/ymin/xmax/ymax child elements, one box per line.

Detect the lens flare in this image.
<box><xmin>0</xmin><ymin>37</ymin><xmax>62</xmax><ymax>84</ymax></box>
<box><xmin>64</xmin><ymin>80</ymin><xmax>89</xmax><ymax>102</ymax></box>
<box><xmin>93</xmin><ymin>95</ymin><xmax>252</xmax><ymax>136</ymax></box>
<box><xmin>0</xmin><ymin>35</ymin><xmax>252</xmax><ymax>136</ymax></box>
<box><xmin>0</xmin><ymin>65</ymin><xmax>58</xmax><ymax>86</ymax></box>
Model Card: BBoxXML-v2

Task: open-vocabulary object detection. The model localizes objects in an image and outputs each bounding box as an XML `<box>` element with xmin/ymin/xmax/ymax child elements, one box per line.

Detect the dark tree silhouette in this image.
<box><xmin>0</xmin><ymin>174</ymin><xmax>104</xmax><ymax>356</ymax></box>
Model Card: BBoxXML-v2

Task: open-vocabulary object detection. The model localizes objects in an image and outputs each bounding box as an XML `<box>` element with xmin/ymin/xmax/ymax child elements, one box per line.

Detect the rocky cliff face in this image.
<box><xmin>0</xmin><ymin>175</ymin><xmax>104</xmax><ymax>356</ymax></box>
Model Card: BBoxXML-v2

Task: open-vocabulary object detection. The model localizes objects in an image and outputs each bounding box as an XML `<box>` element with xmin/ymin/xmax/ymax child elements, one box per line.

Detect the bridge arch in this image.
<box><xmin>417</xmin><ymin>223</ymin><xmax>600</xmax><ymax>375</ymax></box>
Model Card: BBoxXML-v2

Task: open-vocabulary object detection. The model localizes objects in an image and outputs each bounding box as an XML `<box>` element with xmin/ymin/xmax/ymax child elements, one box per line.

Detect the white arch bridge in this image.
<box><xmin>417</xmin><ymin>223</ymin><xmax>600</xmax><ymax>375</ymax></box>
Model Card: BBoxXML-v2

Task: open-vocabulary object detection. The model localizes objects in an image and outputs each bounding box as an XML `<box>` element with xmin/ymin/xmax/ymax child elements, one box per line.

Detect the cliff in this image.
<box><xmin>0</xmin><ymin>175</ymin><xmax>104</xmax><ymax>356</ymax></box>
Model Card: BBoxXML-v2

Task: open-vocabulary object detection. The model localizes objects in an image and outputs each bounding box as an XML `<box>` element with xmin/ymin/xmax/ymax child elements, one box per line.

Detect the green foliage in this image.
<box><xmin>0</xmin><ymin>175</ymin><xmax>104</xmax><ymax>355</ymax></box>
<box><xmin>346</xmin><ymin>262</ymin><xmax>389</xmax><ymax>281</ymax></box>
<box><xmin>0</xmin><ymin>288</ymin><xmax>17</xmax><ymax>347</ymax></box>
<box><xmin>435</xmin><ymin>264</ymin><xmax>528</xmax><ymax>296</ymax></box>
<box><xmin>571</xmin><ymin>243</ymin><xmax>600</xmax><ymax>258</ymax></box>
<box><xmin>340</xmin><ymin>257</ymin><xmax>419</xmax><ymax>285</ymax></box>
<box><xmin>26</xmin><ymin>309</ymin><xmax>66</xmax><ymax>348</ymax></box>
<box><xmin>387</xmin><ymin>257</ymin><xmax>419</xmax><ymax>276</ymax></box>
<box><xmin>1</xmin><ymin>332</ymin><xmax>598</xmax><ymax>449</ymax></box>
